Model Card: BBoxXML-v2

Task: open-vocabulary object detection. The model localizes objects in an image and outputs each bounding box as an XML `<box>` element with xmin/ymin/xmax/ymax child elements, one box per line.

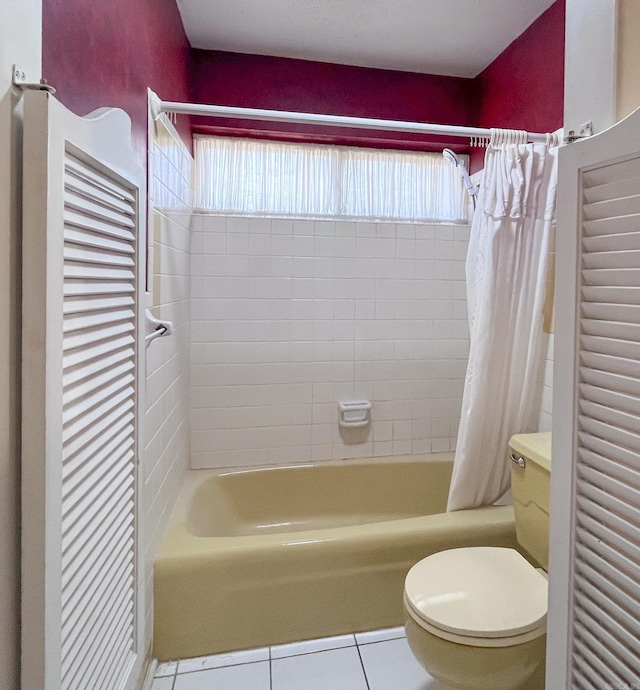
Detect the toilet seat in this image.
<box><xmin>404</xmin><ymin>546</ymin><xmax>548</xmax><ymax>648</ymax></box>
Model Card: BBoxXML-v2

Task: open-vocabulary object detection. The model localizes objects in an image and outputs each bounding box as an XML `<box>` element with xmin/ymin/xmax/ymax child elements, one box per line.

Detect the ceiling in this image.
<box><xmin>177</xmin><ymin>0</ymin><xmax>556</xmax><ymax>78</ymax></box>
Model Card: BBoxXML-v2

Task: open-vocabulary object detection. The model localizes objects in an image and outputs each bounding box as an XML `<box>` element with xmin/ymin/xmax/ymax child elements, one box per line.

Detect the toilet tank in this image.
<box><xmin>509</xmin><ymin>432</ymin><xmax>551</xmax><ymax>569</ymax></box>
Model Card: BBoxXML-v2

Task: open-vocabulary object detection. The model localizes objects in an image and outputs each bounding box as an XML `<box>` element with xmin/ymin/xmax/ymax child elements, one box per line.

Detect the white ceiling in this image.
<box><xmin>177</xmin><ymin>0</ymin><xmax>556</xmax><ymax>78</ymax></box>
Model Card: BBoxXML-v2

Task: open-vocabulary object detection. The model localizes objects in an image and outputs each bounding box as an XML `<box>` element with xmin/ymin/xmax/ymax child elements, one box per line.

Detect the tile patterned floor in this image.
<box><xmin>152</xmin><ymin>626</ymin><xmax>442</xmax><ymax>690</ymax></box>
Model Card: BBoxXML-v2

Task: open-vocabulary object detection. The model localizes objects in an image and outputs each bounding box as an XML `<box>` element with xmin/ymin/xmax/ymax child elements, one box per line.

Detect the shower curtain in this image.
<box><xmin>447</xmin><ymin>129</ymin><xmax>559</xmax><ymax>511</ymax></box>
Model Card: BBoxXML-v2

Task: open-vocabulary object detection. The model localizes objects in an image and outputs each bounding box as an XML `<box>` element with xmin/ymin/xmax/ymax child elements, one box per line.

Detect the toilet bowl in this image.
<box><xmin>403</xmin><ymin>433</ymin><xmax>551</xmax><ymax>690</ymax></box>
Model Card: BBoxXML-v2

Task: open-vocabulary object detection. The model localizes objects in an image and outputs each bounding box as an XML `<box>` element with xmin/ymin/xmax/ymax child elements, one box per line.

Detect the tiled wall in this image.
<box><xmin>190</xmin><ymin>216</ymin><xmax>470</xmax><ymax>469</ymax></box>
<box><xmin>537</xmin><ymin>334</ymin><xmax>554</xmax><ymax>432</ymax></box>
<box><xmin>143</xmin><ymin>115</ymin><xmax>192</xmax><ymax>644</ymax></box>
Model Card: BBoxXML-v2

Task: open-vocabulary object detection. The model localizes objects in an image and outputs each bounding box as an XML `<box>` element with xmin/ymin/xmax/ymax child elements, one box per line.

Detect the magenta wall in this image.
<box><xmin>42</xmin><ymin>0</ymin><xmax>564</xmax><ymax>167</ymax></box>
<box><xmin>42</xmin><ymin>0</ymin><xmax>192</xmax><ymax>165</ymax></box>
<box><xmin>189</xmin><ymin>51</ymin><xmax>479</xmax><ymax>154</ymax></box>
<box><xmin>470</xmin><ymin>0</ymin><xmax>565</xmax><ymax>171</ymax></box>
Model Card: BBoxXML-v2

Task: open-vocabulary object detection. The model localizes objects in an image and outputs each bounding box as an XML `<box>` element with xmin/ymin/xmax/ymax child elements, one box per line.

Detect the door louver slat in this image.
<box><xmin>65</xmin><ymin>156</ymin><xmax>136</xmax><ymax>202</ymax></box>
<box><xmin>63</xmin><ymin>263</ymin><xmax>136</xmax><ymax>281</ymax></box>
<box><xmin>583</xmin><ymin>195</ymin><xmax>640</xmax><ymax>221</ymax></box>
<box><xmin>574</xmin><ymin>592</ymin><xmax>640</xmax><ymax>674</ymax></box>
<box><xmin>63</xmin><ymin>576</ymin><xmax>133</xmax><ymax>689</ymax></box>
<box><xmin>64</xmin><ymin>279</ymin><xmax>135</xmax><ymax>296</ymax></box>
<box><xmin>62</xmin><ymin>411</ymin><xmax>134</xmax><ymax>473</ymax></box>
<box><xmin>62</xmin><ymin>376</ymin><xmax>134</xmax><ymax>429</ymax></box>
<box><xmin>573</xmin><ymin>552</ymin><xmax>640</xmax><ymax>627</ymax></box>
<box><xmin>579</xmin><ymin>367</ymin><xmax>640</xmax><ymax>397</ymax></box>
<box><xmin>579</xmin><ymin>399</ymin><xmax>640</xmax><ymax>433</ymax></box>
<box><xmin>63</xmin><ymin>189</ymin><xmax>135</xmax><ymax>228</ymax></box>
<box><xmin>572</xmin><ymin>666</ymin><xmax>601</xmax><ymax>690</ymax></box>
<box><xmin>64</xmin><ymin>175</ymin><xmax>136</xmax><ymax>215</ymax></box>
<box><xmin>583</xmin><ymin>214</ymin><xmax>640</xmax><ymax>237</ymax></box>
<box><xmin>61</xmin><ymin>495</ymin><xmax>133</xmax><ymax>605</ymax></box>
<box><xmin>579</xmin><ymin>385</ymin><xmax>640</xmax><ymax>420</ymax></box>
<box><xmin>582</xmin><ymin>285</ymin><xmax>640</xmax><ymax>303</ymax></box>
<box><xmin>580</xmin><ymin>333</ymin><xmax>640</xmax><ymax>358</ymax></box>
<box><xmin>63</xmin><ymin>425</ymin><xmax>134</xmax><ymax>502</ymax></box>
<box><xmin>63</xmin><ymin>308</ymin><xmax>135</xmax><ymax>335</ymax></box>
<box><xmin>583</xmin><ymin>231</ymin><xmax>640</xmax><ymax>253</ymax></box>
<box><xmin>580</xmin><ymin>351</ymin><xmax>640</xmax><ymax>378</ymax></box>
<box><xmin>62</xmin><ymin>402</ymin><xmax>134</xmax><ymax>466</ymax></box>
<box><xmin>64</xmin><ymin>470</ymin><xmax>129</xmax><ymax>572</ymax></box>
<box><xmin>62</xmin><ymin>333</ymin><xmax>134</xmax><ymax>369</ymax></box>
<box><xmin>573</xmin><ymin>622</ymin><xmax>636</xmax><ymax>683</ymax></box>
<box><xmin>64</xmin><ymin>293</ymin><xmax>135</xmax><ymax>315</ymax></box>
<box><xmin>64</xmin><ymin>244</ymin><xmax>135</xmax><ymax>267</ymax></box>
<box><xmin>63</xmin><ymin>345</ymin><xmax>135</xmax><ymax>388</ymax></box>
<box><xmin>582</xmin><ymin>157</ymin><xmax>640</xmax><ymax>186</ymax></box>
<box><xmin>64</xmin><ymin>228</ymin><xmax>135</xmax><ymax>255</ymax></box>
<box><xmin>578</xmin><ymin>433</ymin><xmax>640</xmax><ymax>474</ymax></box>
<box><xmin>583</xmin><ymin>176</ymin><xmax>640</xmax><ymax>204</ymax></box>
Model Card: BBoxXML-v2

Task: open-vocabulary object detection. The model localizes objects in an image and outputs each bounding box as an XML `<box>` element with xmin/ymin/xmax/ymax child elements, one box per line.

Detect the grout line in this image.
<box><xmin>356</xmin><ymin>633</ymin><xmax>406</xmax><ymax>645</ymax></box>
<box><xmin>176</xmin><ymin>660</ymin><xmax>268</xmax><ymax>677</ymax></box>
<box><xmin>269</xmin><ymin>643</ymin><xmax>357</xmax><ymax>661</ymax></box>
<box><xmin>269</xmin><ymin>646</ymin><xmax>273</xmax><ymax>690</ymax></box>
<box><xmin>355</xmin><ymin>643</ymin><xmax>371</xmax><ymax>690</ymax></box>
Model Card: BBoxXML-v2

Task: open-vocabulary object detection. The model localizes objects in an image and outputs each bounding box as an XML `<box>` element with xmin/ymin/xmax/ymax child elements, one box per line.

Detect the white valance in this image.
<box><xmin>194</xmin><ymin>135</ymin><xmax>469</xmax><ymax>223</ymax></box>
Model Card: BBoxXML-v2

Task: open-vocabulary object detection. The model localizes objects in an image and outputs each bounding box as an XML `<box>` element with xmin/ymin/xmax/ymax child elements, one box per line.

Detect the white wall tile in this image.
<box><xmin>145</xmin><ymin>117</ymin><xmax>193</xmax><ymax>651</ymax></box>
<box><xmin>190</xmin><ymin>217</ymin><xmax>470</xmax><ymax>468</ymax></box>
<box><xmin>536</xmin><ymin>333</ymin><xmax>554</xmax><ymax>432</ymax></box>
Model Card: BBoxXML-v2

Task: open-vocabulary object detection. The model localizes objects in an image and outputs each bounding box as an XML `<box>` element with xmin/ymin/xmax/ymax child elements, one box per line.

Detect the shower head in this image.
<box><xmin>442</xmin><ymin>148</ymin><xmax>460</xmax><ymax>167</ymax></box>
<box><xmin>442</xmin><ymin>148</ymin><xmax>479</xmax><ymax>200</ymax></box>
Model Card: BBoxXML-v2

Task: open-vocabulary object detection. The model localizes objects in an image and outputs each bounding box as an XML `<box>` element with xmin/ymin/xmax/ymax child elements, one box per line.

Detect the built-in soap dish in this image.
<box><xmin>338</xmin><ymin>401</ymin><xmax>372</xmax><ymax>428</ymax></box>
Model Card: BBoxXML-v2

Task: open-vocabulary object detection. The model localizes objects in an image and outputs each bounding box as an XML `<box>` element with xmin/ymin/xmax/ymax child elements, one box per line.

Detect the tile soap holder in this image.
<box><xmin>338</xmin><ymin>401</ymin><xmax>372</xmax><ymax>428</ymax></box>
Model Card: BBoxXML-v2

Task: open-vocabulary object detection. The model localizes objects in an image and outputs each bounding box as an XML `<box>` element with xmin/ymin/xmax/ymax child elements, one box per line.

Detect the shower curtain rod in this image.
<box><xmin>158</xmin><ymin>100</ymin><xmax>550</xmax><ymax>144</ymax></box>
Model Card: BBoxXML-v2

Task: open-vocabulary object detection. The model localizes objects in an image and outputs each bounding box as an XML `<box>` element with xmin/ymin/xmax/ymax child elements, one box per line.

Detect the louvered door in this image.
<box><xmin>549</xmin><ymin>107</ymin><xmax>640</xmax><ymax>688</ymax></box>
<box><xmin>21</xmin><ymin>91</ymin><xmax>145</xmax><ymax>690</ymax></box>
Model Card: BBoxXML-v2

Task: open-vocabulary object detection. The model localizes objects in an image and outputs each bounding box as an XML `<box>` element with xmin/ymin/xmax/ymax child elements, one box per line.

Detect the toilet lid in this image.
<box><xmin>404</xmin><ymin>547</ymin><xmax>548</xmax><ymax>639</ymax></box>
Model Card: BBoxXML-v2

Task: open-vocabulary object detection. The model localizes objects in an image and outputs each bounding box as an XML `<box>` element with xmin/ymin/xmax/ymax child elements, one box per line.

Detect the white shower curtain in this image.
<box><xmin>447</xmin><ymin>129</ymin><xmax>558</xmax><ymax>511</ymax></box>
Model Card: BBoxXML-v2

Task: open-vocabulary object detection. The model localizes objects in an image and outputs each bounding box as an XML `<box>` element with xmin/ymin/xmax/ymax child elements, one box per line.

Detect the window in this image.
<box><xmin>194</xmin><ymin>135</ymin><xmax>469</xmax><ymax>223</ymax></box>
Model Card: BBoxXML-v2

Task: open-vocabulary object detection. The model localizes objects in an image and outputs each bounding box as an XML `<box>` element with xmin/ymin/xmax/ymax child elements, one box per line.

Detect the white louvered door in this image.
<box><xmin>549</xmin><ymin>106</ymin><xmax>640</xmax><ymax>688</ymax></box>
<box><xmin>21</xmin><ymin>91</ymin><xmax>145</xmax><ymax>690</ymax></box>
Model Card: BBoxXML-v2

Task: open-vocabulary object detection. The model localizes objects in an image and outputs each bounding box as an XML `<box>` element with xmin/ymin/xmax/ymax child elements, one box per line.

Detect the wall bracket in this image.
<box><xmin>564</xmin><ymin>121</ymin><xmax>593</xmax><ymax>144</ymax></box>
<box><xmin>12</xmin><ymin>64</ymin><xmax>56</xmax><ymax>94</ymax></box>
<box><xmin>144</xmin><ymin>309</ymin><xmax>173</xmax><ymax>346</ymax></box>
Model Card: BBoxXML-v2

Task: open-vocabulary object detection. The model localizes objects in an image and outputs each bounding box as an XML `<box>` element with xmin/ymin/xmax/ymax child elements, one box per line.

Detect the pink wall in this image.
<box><xmin>470</xmin><ymin>0</ymin><xmax>565</xmax><ymax>172</ymax></box>
<box><xmin>189</xmin><ymin>51</ymin><xmax>479</xmax><ymax>154</ymax></box>
<box><xmin>42</xmin><ymin>0</ymin><xmax>192</xmax><ymax>165</ymax></box>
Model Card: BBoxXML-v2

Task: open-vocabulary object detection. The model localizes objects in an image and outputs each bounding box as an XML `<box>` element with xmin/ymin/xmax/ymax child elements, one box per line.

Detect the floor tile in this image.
<box><xmin>355</xmin><ymin>626</ymin><xmax>405</xmax><ymax>645</ymax></box>
<box><xmin>151</xmin><ymin>677</ymin><xmax>174</xmax><ymax>690</ymax></box>
<box><xmin>359</xmin><ymin>637</ymin><xmax>441</xmax><ymax>690</ymax></box>
<box><xmin>173</xmin><ymin>661</ymin><xmax>270</xmax><ymax>690</ymax></box>
<box><xmin>271</xmin><ymin>633</ymin><xmax>356</xmax><ymax>659</ymax></box>
<box><xmin>272</xmin><ymin>646</ymin><xmax>368</xmax><ymax>690</ymax></box>
<box><xmin>177</xmin><ymin>647</ymin><xmax>269</xmax><ymax>673</ymax></box>
<box><xmin>155</xmin><ymin>660</ymin><xmax>178</xmax><ymax>677</ymax></box>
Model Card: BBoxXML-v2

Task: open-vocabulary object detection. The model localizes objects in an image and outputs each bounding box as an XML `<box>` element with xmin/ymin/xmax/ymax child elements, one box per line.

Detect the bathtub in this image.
<box><xmin>153</xmin><ymin>454</ymin><xmax>517</xmax><ymax>661</ymax></box>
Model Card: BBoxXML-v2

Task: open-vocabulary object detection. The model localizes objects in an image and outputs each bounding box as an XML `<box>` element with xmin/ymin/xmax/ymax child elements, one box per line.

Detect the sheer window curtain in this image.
<box><xmin>194</xmin><ymin>135</ymin><xmax>468</xmax><ymax>222</ymax></box>
<box><xmin>447</xmin><ymin>129</ymin><xmax>559</xmax><ymax>511</ymax></box>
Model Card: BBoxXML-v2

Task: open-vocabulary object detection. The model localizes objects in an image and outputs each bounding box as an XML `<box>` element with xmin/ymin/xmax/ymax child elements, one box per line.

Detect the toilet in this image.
<box><xmin>403</xmin><ymin>432</ymin><xmax>551</xmax><ymax>690</ymax></box>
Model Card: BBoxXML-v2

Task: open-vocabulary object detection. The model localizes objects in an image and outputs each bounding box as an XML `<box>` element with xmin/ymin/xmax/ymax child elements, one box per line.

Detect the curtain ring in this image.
<box><xmin>489</xmin><ymin>128</ymin><xmax>501</xmax><ymax>148</ymax></box>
